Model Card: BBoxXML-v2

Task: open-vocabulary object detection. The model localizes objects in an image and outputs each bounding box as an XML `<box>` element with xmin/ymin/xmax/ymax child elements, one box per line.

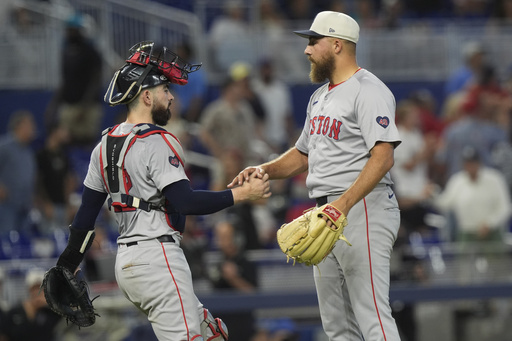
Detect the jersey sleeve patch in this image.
<box><xmin>169</xmin><ymin>155</ymin><xmax>180</xmax><ymax>168</ymax></box>
<box><xmin>376</xmin><ymin>116</ymin><xmax>390</xmax><ymax>128</ymax></box>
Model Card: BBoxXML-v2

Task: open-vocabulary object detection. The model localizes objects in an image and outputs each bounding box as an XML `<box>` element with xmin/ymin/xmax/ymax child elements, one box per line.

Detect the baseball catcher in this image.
<box><xmin>38</xmin><ymin>38</ymin><xmax>273</xmax><ymax>339</ymax></box>
<box><xmin>277</xmin><ymin>204</ymin><xmax>351</xmax><ymax>266</ymax></box>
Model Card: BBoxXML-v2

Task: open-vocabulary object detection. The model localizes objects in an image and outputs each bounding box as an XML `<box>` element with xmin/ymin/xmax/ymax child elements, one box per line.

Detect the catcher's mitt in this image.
<box><xmin>277</xmin><ymin>204</ymin><xmax>351</xmax><ymax>266</ymax></box>
<box><xmin>42</xmin><ymin>266</ymin><xmax>98</xmax><ymax>327</ymax></box>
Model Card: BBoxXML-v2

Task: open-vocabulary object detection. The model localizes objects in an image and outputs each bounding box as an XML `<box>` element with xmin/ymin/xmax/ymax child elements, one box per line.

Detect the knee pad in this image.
<box><xmin>200</xmin><ymin>308</ymin><xmax>228</xmax><ymax>341</ymax></box>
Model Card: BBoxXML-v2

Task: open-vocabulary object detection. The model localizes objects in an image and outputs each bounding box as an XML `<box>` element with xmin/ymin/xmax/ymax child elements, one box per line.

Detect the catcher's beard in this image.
<box><xmin>309</xmin><ymin>52</ymin><xmax>335</xmax><ymax>84</ymax></box>
<box><xmin>152</xmin><ymin>102</ymin><xmax>172</xmax><ymax>126</ymax></box>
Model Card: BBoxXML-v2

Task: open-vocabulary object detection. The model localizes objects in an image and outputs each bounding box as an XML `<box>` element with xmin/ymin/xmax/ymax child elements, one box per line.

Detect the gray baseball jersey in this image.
<box><xmin>84</xmin><ymin>122</ymin><xmax>212</xmax><ymax>340</ymax></box>
<box><xmin>296</xmin><ymin>68</ymin><xmax>402</xmax><ymax>341</ymax></box>
<box><xmin>296</xmin><ymin>68</ymin><xmax>400</xmax><ymax>199</ymax></box>
<box><xmin>84</xmin><ymin>122</ymin><xmax>187</xmax><ymax>244</ymax></box>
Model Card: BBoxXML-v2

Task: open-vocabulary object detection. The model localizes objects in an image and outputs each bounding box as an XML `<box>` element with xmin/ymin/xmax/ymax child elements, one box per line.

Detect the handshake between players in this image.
<box><xmin>229</xmin><ymin>170</ymin><xmax>271</xmax><ymax>203</ymax></box>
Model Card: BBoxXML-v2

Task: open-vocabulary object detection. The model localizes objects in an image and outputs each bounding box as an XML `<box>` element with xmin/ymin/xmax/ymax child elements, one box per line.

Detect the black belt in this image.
<box><xmin>315</xmin><ymin>185</ymin><xmax>387</xmax><ymax>206</ymax></box>
<box><xmin>316</xmin><ymin>196</ymin><xmax>328</xmax><ymax>206</ymax></box>
<box><xmin>125</xmin><ymin>235</ymin><xmax>175</xmax><ymax>247</ymax></box>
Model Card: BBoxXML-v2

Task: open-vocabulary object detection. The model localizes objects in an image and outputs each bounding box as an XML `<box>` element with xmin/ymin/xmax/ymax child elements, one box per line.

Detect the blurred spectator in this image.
<box><xmin>409</xmin><ymin>89</ymin><xmax>445</xmax><ymax>137</ymax></box>
<box><xmin>210</xmin><ymin>147</ymin><xmax>246</xmax><ymax>192</ymax></box>
<box><xmin>354</xmin><ymin>0</ymin><xmax>382</xmax><ymax>28</ymax></box>
<box><xmin>0</xmin><ymin>268</ymin><xmax>61</xmax><ymax>341</ymax></box>
<box><xmin>45</xmin><ymin>13</ymin><xmax>103</xmax><ymax>147</ymax></box>
<box><xmin>229</xmin><ymin>61</ymin><xmax>266</xmax><ymax>122</ymax></box>
<box><xmin>431</xmin><ymin>146</ymin><xmax>511</xmax><ymax>283</ymax></box>
<box><xmin>200</xmin><ymin>71</ymin><xmax>274</xmax><ymax>249</ymax></box>
<box><xmin>2</xmin><ymin>3</ymin><xmax>43</xmax><ymax>81</ymax></box>
<box><xmin>257</xmin><ymin>0</ymin><xmax>306</xmax><ymax>78</ymax></box>
<box><xmin>444</xmin><ymin>41</ymin><xmax>486</xmax><ymax>97</ymax></box>
<box><xmin>391</xmin><ymin>100</ymin><xmax>437</xmax><ymax>237</ymax></box>
<box><xmin>210</xmin><ymin>221</ymin><xmax>258</xmax><ymax>291</ymax></box>
<box><xmin>199</xmin><ymin>76</ymin><xmax>260</xmax><ymax>167</ymax></box>
<box><xmin>0</xmin><ymin>110</ymin><xmax>37</xmax><ymax>238</ymax></box>
<box><xmin>491</xmin><ymin>0</ymin><xmax>512</xmax><ymax>21</ymax></box>
<box><xmin>35</xmin><ymin>125</ymin><xmax>78</xmax><ymax>236</ymax></box>
<box><xmin>209</xmin><ymin>147</ymin><xmax>268</xmax><ymax>250</ymax></box>
<box><xmin>439</xmin><ymin>90</ymin><xmax>466</xmax><ymax>125</ymax></box>
<box><xmin>179</xmin><ymin>216</ymin><xmax>209</xmax><ymax>280</ymax></box>
<box><xmin>252</xmin><ymin>58</ymin><xmax>295</xmax><ymax>153</ymax></box>
<box><xmin>454</xmin><ymin>0</ymin><xmax>492</xmax><ymax>20</ymax></box>
<box><xmin>258</xmin><ymin>0</ymin><xmax>288</xmax><ymax>40</ymax></box>
<box><xmin>459</xmin><ymin>64</ymin><xmax>509</xmax><ymax>116</ymax></box>
<box><xmin>250</xmin><ymin>57</ymin><xmax>296</xmax><ymax>228</ymax></box>
<box><xmin>208</xmin><ymin>0</ymin><xmax>255</xmax><ymax>71</ymax></box>
<box><xmin>435</xmin><ymin>65</ymin><xmax>509</xmax><ymax>183</ymax></box>
<box><xmin>209</xmin><ymin>221</ymin><xmax>258</xmax><ymax>341</ymax></box>
<box><xmin>170</xmin><ymin>42</ymin><xmax>207</xmax><ymax>123</ymax></box>
<box><xmin>408</xmin><ymin>89</ymin><xmax>445</xmax><ymax>182</ymax></box>
<box><xmin>324</xmin><ymin>0</ymin><xmax>348</xmax><ymax>13</ymax></box>
<box><xmin>283</xmin><ymin>0</ymin><xmax>314</xmax><ymax>20</ymax></box>
<box><xmin>380</xmin><ymin>0</ymin><xmax>405</xmax><ymax>29</ymax></box>
<box><xmin>465</xmin><ymin>63</ymin><xmax>512</xmax><ymax>136</ymax></box>
<box><xmin>432</xmin><ymin>146</ymin><xmax>511</xmax><ymax>245</ymax></box>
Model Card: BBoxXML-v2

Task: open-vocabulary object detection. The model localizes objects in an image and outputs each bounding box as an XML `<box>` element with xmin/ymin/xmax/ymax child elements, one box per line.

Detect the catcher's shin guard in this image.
<box><xmin>200</xmin><ymin>309</ymin><xmax>228</xmax><ymax>341</ymax></box>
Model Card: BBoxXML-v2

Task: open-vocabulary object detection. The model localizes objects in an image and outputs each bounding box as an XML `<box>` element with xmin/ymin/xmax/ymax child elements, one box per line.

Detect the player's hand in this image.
<box><xmin>232</xmin><ymin>171</ymin><xmax>271</xmax><ymax>202</ymax></box>
<box><xmin>227</xmin><ymin>166</ymin><xmax>265</xmax><ymax>188</ymax></box>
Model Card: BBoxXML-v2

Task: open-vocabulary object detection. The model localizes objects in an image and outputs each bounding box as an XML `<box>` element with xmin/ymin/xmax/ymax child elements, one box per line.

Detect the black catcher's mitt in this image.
<box><xmin>42</xmin><ymin>266</ymin><xmax>98</xmax><ymax>327</ymax></box>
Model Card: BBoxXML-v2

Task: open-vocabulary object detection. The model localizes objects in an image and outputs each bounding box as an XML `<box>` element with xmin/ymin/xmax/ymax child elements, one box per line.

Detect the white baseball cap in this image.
<box><xmin>294</xmin><ymin>11</ymin><xmax>360</xmax><ymax>43</ymax></box>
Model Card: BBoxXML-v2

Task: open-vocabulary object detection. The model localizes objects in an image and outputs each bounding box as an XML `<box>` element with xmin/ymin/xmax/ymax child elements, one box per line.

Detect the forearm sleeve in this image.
<box><xmin>72</xmin><ymin>186</ymin><xmax>108</xmax><ymax>230</ymax></box>
<box><xmin>163</xmin><ymin>180</ymin><xmax>234</xmax><ymax>215</ymax></box>
<box><xmin>56</xmin><ymin>187</ymin><xmax>107</xmax><ymax>272</ymax></box>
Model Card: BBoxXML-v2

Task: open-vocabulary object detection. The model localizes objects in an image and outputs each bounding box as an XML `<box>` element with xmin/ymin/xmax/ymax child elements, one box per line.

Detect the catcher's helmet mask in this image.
<box><xmin>105</xmin><ymin>41</ymin><xmax>202</xmax><ymax>106</ymax></box>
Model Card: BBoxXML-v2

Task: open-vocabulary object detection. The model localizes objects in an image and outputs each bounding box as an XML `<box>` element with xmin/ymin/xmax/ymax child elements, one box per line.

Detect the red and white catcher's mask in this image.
<box><xmin>104</xmin><ymin>41</ymin><xmax>202</xmax><ymax>106</ymax></box>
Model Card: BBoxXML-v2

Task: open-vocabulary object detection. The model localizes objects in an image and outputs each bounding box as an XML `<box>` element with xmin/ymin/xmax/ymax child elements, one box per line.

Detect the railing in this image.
<box><xmin>0</xmin><ymin>0</ymin><xmax>204</xmax><ymax>90</ymax></box>
<box><xmin>2</xmin><ymin>241</ymin><xmax>512</xmax><ymax>339</ymax></box>
<box><xmin>2</xmin><ymin>241</ymin><xmax>512</xmax><ymax>302</ymax></box>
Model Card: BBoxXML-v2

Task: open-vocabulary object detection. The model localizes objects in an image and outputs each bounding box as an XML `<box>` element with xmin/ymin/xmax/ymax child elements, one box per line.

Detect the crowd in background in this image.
<box><xmin>1</xmin><ymin>1</ymin><xmax>512</xmax><ymax>340</ymax></box>
<box><xmin>161</xmin><ymin>0</ymin><xmax>512</xmax><ymax>25</ymax></box>
<box><xmin>0</xmin><ymin>0</ymin><xmax>512</xmax><ymax>280</ymax></box>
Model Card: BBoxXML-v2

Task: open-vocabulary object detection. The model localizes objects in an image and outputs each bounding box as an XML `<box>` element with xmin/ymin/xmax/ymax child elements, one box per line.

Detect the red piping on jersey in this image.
<box><xmin>119</xmin><ymin>133</ymin><xmax>179</xmax><ymax>230</ymax></box>
<box><xmin>122</xmin><ymin>137</ymin><xmax>140</xmax><ymax>194</ymax></box>
<box><xmin>100</xmin><ymin>126</ymin><xmax>181</xmax><ymax>232</ymax></box>
<box><xmin>161</xmin><ymin>133</ymin><xmax>184</xmax><ymax>167</ymax></box>
<box><xmin>161</xmin><ymin>243</ymin><xmax>194</xmax><ymax>340</ymax></box>
<box><xmin>364</xmin><ymin>198</ymin><xmax>387</xmax><ymax>341</ymax></box>
<box><xmin>328</xmin><ymin>67</ymin><xmax>362</xmax><ymax>91</ymax></box>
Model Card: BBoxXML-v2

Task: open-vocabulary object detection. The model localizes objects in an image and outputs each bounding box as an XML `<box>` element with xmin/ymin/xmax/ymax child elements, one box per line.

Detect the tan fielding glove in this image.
<box><xmin>277</xmin><ymin>204</ymin><xmax>351</xmax><ymax>266</ymax></box>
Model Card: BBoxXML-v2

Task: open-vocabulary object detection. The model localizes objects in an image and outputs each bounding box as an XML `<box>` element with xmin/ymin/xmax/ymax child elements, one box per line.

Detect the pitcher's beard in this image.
<box><xmin>309</xmin><ymin>53</ymin><xmax>335</xmax><ymax>84</ymax></box>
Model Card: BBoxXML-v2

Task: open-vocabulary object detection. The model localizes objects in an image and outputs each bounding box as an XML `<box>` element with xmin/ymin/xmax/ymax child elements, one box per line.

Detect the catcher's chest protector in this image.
<box><xmin>100</xmin><ymin>123</ymin><xmax>184</xmax><ymax>213</ymax></box>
